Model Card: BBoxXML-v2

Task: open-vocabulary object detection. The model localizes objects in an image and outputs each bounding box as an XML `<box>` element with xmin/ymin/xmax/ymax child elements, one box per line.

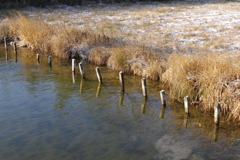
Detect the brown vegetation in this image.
<box><xmin>3</xmin><ymin>1</ymin><xmax>240</xmax><ymax>122</ymax></box>
<box><xmin>162</xmin><ymin>53</ymin><xmax>240</xmax><ymax>121</ymax></box>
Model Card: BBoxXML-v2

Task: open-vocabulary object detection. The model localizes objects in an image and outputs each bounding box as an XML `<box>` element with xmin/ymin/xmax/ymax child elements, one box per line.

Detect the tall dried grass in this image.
<box><xmin>7</xmin><ymin>12</ymin><xmax>99</xmax><ymax>58</ymax></box>
<box><xmin>8</xmin><ymin>12</ymin><xmax>53</xmax><ymax>51</ymax></box>
<box><xmin>162</xmin><ymin>53</ymin><xmax>240</xmax><ymax>121</ymax></box>
<box><xmin>107</xmin><ymin>45</ymin><xmax>164</xmax><ymax>80</ymax></box>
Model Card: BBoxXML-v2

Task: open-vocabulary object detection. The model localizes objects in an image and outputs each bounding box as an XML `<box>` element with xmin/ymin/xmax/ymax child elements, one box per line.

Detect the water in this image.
<box><xmin>0</xmin><ymin>45</ymin><xmax>239</xmax><ymax>160</ymax></box>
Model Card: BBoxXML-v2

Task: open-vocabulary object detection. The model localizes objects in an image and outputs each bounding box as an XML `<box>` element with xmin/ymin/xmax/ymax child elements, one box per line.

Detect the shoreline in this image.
<box><xmin>1</xmin><ymin>1</ymin><xmax>240</xmax><ymax>123</ymax></box>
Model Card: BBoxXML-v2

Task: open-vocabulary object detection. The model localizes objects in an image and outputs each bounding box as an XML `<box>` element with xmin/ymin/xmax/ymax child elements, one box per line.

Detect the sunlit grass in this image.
<box><xmin>3</xmin><ymin>1</ymin><xmax>240</xmax><ymax>122</ymax></box>
<box><xmin>162</xmin><ymin>53</ymin><xmax>240</xmax><ymax>121</ymax></box>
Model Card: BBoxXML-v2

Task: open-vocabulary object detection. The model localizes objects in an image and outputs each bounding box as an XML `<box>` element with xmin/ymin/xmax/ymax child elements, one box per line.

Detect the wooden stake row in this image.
<box><xmin>34</xmin><ymin>57</ymin><xmax>222</xmax><ymax>126</ymax></box>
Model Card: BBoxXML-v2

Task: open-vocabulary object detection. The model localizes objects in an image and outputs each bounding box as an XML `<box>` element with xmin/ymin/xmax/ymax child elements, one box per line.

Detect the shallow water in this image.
<box><xmin>0</xmin><ymin>45</ymin><xmax>239</xmax><ymax>160</ymax></box>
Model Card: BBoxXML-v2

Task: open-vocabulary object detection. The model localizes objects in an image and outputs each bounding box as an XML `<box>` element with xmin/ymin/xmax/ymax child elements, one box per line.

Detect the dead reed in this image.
<box><xmin>7</xmin><ymin>12</ymin><xmax>101</xmax><ymax>58</ymax></box>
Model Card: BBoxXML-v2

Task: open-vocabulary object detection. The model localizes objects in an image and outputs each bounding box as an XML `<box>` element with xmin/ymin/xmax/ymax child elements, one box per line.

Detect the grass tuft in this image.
<box><xmin>162</xmin><ymin>53</ymin><xmax>240</xmax><ymax>121</ymax></box>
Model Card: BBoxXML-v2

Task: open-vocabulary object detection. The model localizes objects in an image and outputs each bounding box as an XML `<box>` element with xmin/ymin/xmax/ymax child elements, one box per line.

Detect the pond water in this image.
<box><xmin>0</xmin><ymin>45</ymin><xmax>239</xmax><ymax>160</ymax></box>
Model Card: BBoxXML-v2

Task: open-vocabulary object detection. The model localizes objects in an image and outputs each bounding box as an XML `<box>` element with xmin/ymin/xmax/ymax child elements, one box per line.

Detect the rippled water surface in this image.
<box><xmin>0</xmin><ymin>45</ymin><xmax>239</xmax><ymax>160</ymax></box>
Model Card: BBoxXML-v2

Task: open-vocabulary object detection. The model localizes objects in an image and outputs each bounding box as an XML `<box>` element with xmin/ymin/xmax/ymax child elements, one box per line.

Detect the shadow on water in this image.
<box><xmin>0</xmin><ymin>45</ymin><xmax>240</xmax><ymax>160</ymax></box>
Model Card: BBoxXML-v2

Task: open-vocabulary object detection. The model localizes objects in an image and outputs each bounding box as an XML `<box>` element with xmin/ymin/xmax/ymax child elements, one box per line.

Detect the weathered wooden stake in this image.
<box><xmin>13</xmin><ymin>42</ymin><xmax>17</xmax><ymax>53</ymax></box>
<box><xmin>160</xmin><ymin>90</ymin><xmax>166</xmax><ymax>106</ymax></box>
<box><xmin>79</xmin><ymin>62</ymin><xmax>85</xmax><ymax>78</ymax></box>
<box><xmin>95</xmin><ymin>67</ymin><xmax>102</xmax><ymax>83</ymax></box>
<box><xmin>36</xmin><ymin>54</ymin><xmax>40</xmax><ymax>62</ymax></box>
<box><xmin>214</xmin><ymin>102</ymin><xmax>221</xmax><ymax>125</ymax></box>
<box><xmin>48</xmin><ymin>55</ymin><xmax>52</xmax><ymax>65</ymax></box>
<box><xmin>4</xmin><ymin>37</ymin><xmax>7</xmax><ymax>50</ymax></box>
<box><xmin>184</xmin><ymin>96</ymin><xmax>189</xmax><ymax>114</ymax></box>
<box><xmin>141</xmin><ymin>78</ymin><xmax>147</xmax><ymax>97</ymax></box>
<box><xmin>72</xmin><ymin>59</ymin><xmax>75</xmax><ymax>73</ymax></box>
<box><xmin>119</xmin><ymin>71</ymin><xmax>124</xmax><ymax>91</ymax></box>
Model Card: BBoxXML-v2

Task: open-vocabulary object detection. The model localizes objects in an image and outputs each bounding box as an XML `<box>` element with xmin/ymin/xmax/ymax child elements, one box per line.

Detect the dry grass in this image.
<box><xmin>162</xmin><ymin>53</ymin><xmax>240</xmax><ymax>121</ymax></box>
<box><xmin>107</xmin><ymin>45</ymin><xmax>164</xmax><ymax>81</ymax></box>
<box><xmin>3</xmin><ymin>1</ymin><xmax>240</xmax><ymax>122</ymax></box>
<box><xmin>7</xmin><ymin>12</ymin><xmax>105</xmax><ymax>58</ymax></box>
<box><xmin>88</xmin><ymin>47</ymin><xmax>110</xmax><ymax>65</ymax></box>
<box><xmin>8</xmin><ymin>12</ymin><xmax>53</xmax><ymax>51</ymax></box>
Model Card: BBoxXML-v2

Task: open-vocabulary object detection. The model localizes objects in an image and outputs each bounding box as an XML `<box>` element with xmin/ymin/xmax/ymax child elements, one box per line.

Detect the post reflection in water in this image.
<box><xmin>0</xmin><ymin>45</ymin><xmax>240</xmax><ymax>160</ymax></box>
<box><xmin>159</xmin><ymin>105</ymin><xmax>166</xmax><ymax>119</ymax></box>
<box><xmin>213</xmin><ymin>124</ymin><xmax>219</xmax><ymax>142</ymax></box>
<box><xmin>183</xmin><ymin>114</ymin><xmax>189</xmax><ymax>128</ymax></box>
<box><xmin>5</xmin><ymin>49</ymin><xmax>8</xmax><ymax>63</ymax></box>
<box><xmin>141</xmin><ymin>97</ymin><xmax>147</xmax><ymax>114</ymax></box>
<box><xmin>79</xmin><ymin>78</ymin><xmax>83</xmax><ymax>93</ymax></box>
<box><xmin>72</xmin><ymin>72</ymin><xmax>75</xmax><ymax>84</ymax></box>
<box><xmin>14</xmin><ymin>51</ymin><xmax>17</xmax><ymax>63</ymax></box>
<box><xmin>96</xmin><ymin>83</ymin><xmax>102</xmax><ymax>97</ymax></box>
<box><xmin>119</xmin><ymin>91</ymin><xmax>124</xmax><ymax>107</ymax></box>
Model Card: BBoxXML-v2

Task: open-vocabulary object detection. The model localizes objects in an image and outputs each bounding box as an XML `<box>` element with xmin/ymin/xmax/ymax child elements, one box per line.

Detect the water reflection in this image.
<box><xmin>119</xmin><ymin>91</ymin><xmax>124</xmax><ymax>107</ymax></box>
<box><xmin>155</xmin><ymin>135</ymin><xmax>195</xmax><ymax>160</ymax></box>
<box><xmin>183</xmin><ymin>114</ymin><xmax>189</xmax><ymax>128</ymax></box>
<box><xmin>14</xmin><ymin>51</ymin><xmax>17</xmax><ymax>63</ymax></box>
<box><xmin>141</xmin><ymin>97</ymin><xmax>147</xmax><ymax>114</ymax></box>
<box><xmin>159</xmin><ymin>105</ymin><xmax>166</xmax><ymax>119</ymax></box>
<box><xmin>0</xmin><ymin>45</ymin><xmax>240</xmax><ymax>160</ymax></box>
<box><xmin>72</xmin><ymin>72</ymin><xmax>75</xmax><ymax>84</ymax></box>
<box><xmin>213</xmin><ymin>124</ymin><xmax>219</xmax><ymax>142</ymax></box>
<box><xmin>96</xmin><ymin>83</ymin><xmax>102</xmax><ymax>97</ymax></box>
<box><xmin>79</xmin><ymin>78</ymin><xmax>83</xmax><ymax>93</ymax></box>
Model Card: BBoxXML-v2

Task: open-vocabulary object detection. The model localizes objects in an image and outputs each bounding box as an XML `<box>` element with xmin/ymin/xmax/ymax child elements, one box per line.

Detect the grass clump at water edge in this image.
<box><xmin>162</xmin><ymin>53</ymin><xmax>240</xmax><ymax>121</ymax></box>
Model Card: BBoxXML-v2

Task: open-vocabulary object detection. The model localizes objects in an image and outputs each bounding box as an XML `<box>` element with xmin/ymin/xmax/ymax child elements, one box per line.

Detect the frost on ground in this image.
<box><xmin>3</xmin><ymin>0</ymin><xmax>240</xmax><ymax>55</ymax></box>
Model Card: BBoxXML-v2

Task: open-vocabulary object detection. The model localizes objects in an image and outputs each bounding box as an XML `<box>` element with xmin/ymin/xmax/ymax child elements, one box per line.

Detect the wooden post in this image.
<box><xmin>160</xmin><ymin>90</ymin><xmax>166</xmax><ymax>106</ymax></box>
<box><xmin>36</xmin><ymin>54</ymin><xmax>40</xmax><ymax>62</ymax></box>
<box><xmin>184</xmin><ymin>96</ymin><xmax>189</xmax><ymax>114</ymax></box>
<box><xmin>72</xmin><ymin>59</ymin><xmax>75</xmax><ymax>73</ymax></box>
<box><xmin>141</xmin><ymin>78</ymin><xmax>147</xmax><ymax>97</ymax></box>
<box><xmin>79</xmin><ymin>62</ymin><xmax>85</xmax><ymax>78</ymax></box>
<box><xmin>95</xmin><ymin>67</ymin><xmax>102</xmax><ymax>83</ymax></box>
<box><xmin>4</xmin><ymin>37</ymin><xmax>7</xmax><ymax>50</ymax></box>
<box><xmin>119</xmin><ymin>71</ymin><xmax>124</xmax><ymax>91</ymax></box>
<box><xmin>13</xmin><ymin>42</ymin><xmax>17</xmax><ymax>53</ymax></box>
<box><xmin>214</xmin><ymin>102</ymin><xmax>221</xmax><ymax>125</ymax></box>
<box><xmin>36</xmin><ymin>54</ymin><xmax>40</xmax><ymax>60</ymax></box>
<box><xmin>48</xmin><ymin>55</ymin><xmax>52</xmax><ymax>65</ymax></box>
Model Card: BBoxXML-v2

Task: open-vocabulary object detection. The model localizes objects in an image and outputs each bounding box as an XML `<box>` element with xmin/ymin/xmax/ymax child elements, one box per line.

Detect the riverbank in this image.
<box><xmin>1</xmin><ymin>0</ymin><xmax>240</xmax><ymax>122</ymax></box>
